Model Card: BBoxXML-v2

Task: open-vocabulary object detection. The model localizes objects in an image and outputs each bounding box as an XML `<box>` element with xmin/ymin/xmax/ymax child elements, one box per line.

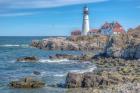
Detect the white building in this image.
<box><xmin>82</xmin><ymin>6</ymin><xmax>90</xmax><ymax>36</ymax></box>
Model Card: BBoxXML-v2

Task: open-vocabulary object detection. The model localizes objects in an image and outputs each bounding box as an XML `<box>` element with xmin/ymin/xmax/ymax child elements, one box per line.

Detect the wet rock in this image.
<box><xmin>65</xmin><ymin>83</ymin><xmax>140</xmax><ymax>93</ymax></box>
<box><xmin>9</xmin><ymin>77</ymin><xmax>45</xmax><ymax>88</ymax></box>
<box><xmin>16</xmin><ymin>56</ymin><xmax>38</xmax><ymax>62</ymax></box>
<box><xmin>49</xmin><ymin>54</ymin><xmax>77</xmax><ymax>60</ymax></box>
<box><xmin>65</xmin><ymin>71</ymin><xmax>124</xmax><ymax>88</ymax></box>
<box><xmin>66</xmin><ymin>73</ymin><xmax>83</xmax><ymax>88</ymax></box>
<box><xmin>82</xmin><ymin>72</ymin><xmax>99</xmax><ymax>87</ymax></box>
<box><xmin>49</xmin><ymin>53</ymin><xmax>93</xmax><ymax>61</ymax></box>
<box><xmin>33</xmin><ymin>71</ymin><xmax>41</xmax><ymax>75</ymax></box>
<box><xmin>82</xmin><ymin>71</ymin><xmax>123</xmax><ymax>88</ymax></box>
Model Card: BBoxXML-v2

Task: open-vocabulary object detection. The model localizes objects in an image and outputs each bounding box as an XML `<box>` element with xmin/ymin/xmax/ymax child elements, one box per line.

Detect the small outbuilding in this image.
<box><xmin>71</xmin><ymin>30</ymin><xmax>81</xmax><ymax>36</ymax></box>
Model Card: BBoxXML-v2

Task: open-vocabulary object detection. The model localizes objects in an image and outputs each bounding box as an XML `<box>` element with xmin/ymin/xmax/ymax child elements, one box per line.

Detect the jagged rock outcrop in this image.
<box><xmin>66</xmin><ymin>73</ymin><xmax>83</xmax><ymax>88</ymax></box>
<box><xmin>49</xmin><ymin>53</ymin><xmax>93</xmax><ymax>61</ymax></box>
<box><xmin>65</xmin><ymin>83</ymin><xmax>140</xmax><ymax>93</ymax></box>
<box><xmin>122</xmin><ymin>26</ymin><xmax>140</xmax><ymax>59</ymax></box>
<box><xmin>65</xmin><ymin>58</ymin><xmax>140</xmax><ymax>88</ymax></box>
<box><xmin>16</xmin><ymin>56</ymin><xmax>39</xmax><ymax>62</ymax></box>
<box><xmin>122</xmin><ymin>43</ymin><xmax>140</xmax><ymax>59</ymax></box>
<box><xmin>31</xmin><ymin>26</ymin><xmax>140</xmax><ymax>59</ymax></box>
<box><xmin>9</xmin><ymin>77</ymin><xmax>45</xmax><ymax>88</ymax></box>
<box><xmin>103</xmin><ymin>34</ymin><xmax>129</xmax><ymax>58</ymax></box>
<box><xmin>31</xmin><ymin>35</ymin><xmax>108</xmax><ymax>51</ymax></box>
<box><xmin>103</xmin><ymin>26</ymin><xmax>140</xmax><ymax>59</ymax></box>
<box><xmin>66</xmin><ymin>71</ymin><xmax>124</xmax><ymax>88</ymax></box>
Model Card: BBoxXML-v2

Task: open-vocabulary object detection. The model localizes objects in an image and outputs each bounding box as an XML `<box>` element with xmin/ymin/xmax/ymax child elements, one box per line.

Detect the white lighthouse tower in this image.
<box><xmin>82</xmin><ymin>6</ymin><xmax>90</xmax><ymax>36</ymax></box>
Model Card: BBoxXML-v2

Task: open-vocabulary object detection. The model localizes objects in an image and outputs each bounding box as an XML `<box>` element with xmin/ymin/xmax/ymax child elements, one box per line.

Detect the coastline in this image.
<box><xmin>25</xmin><ymin>27</ymin><xmax>140</xmax><ymax>92</ymax></box>
<box><xmin>0</xmin><ymin>26</ymin><xmax>139</xmax><ymax>93</ymax></box>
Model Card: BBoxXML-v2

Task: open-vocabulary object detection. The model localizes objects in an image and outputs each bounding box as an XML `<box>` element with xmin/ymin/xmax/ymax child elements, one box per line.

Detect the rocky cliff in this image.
<box><xmin>104</xmin><ymin>26</ymin><xmax>140</xmax><ymax>59</ymax></box>
<box><xmin>31</xmin><ymin>35</ymin><xmax>108</xmax><ymax>51</ymax></box>
<box><xmin>31</xmin><ymin>26</ymin><xmax>140</xmax><ymax>59</ymax></box>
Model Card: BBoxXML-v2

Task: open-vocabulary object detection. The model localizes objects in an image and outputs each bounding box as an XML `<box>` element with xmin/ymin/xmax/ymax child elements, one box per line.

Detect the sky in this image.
<box><xmin>0</xmin><ymin>0</ymin><xmax>140</xmax><ymax>36</ymax></box>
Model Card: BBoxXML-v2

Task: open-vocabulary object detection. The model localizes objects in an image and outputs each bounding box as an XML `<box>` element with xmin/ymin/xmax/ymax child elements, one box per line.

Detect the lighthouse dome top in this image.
<box><xmin>84</xmin><ymin>5</ymin><xmax>88</xmax><ymax>11</ymax></box>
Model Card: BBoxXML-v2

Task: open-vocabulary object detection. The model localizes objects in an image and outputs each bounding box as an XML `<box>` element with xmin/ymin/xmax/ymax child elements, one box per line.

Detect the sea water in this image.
<box><xmin>0</xmin><ymin>36</ymin><xmax>96</xmax><ymax>93</ymax></box>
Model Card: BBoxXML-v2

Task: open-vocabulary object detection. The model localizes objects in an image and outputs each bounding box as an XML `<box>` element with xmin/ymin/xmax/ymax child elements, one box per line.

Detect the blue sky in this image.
<box><xmin>0</xmin><ymin>0</ymin><xmax>140</xmax><ymax>36</ymax></box>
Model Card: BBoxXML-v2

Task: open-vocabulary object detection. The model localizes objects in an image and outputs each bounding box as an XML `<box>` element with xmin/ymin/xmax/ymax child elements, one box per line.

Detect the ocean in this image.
<box><xmin>0</xmin><ymin>36</ymin><xmax>96</xmax><ymax>93</ymax></box>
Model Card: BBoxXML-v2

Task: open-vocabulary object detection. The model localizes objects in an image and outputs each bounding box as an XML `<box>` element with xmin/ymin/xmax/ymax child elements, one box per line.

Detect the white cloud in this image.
<box><xmin>0</xmin><ymin>0</ymin><xmax>108</xmax><ymax>16</ymax></box>
<box><xmin>0</xmin><ymin>0</ymin><xmax>108</xmax><ymax>9</ymax></box>
<box><xmin>0</xmin><ymin>12</ymin><xmax>39</xmax><ymax>17</ymax></box>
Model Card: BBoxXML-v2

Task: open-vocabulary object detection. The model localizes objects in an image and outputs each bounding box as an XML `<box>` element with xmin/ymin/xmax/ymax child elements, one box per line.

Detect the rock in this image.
<box><xmin>65</xmin><ymin>57</ymin><xmax>140</xmax><ymax>89</ymax></box>
<box><xmin>49</xmin><ymin>53</ymin><xmax>93</xmax><ymax>61</ymax></box>
<box><xmin>65</xmin><ymin>83</ymin><xmax>140</xmax><ymax>93</ymax></box>
<box><xmin>82</xmin><ymin>72</ymin><xmax>123</xmax><ymax>88</ymax></box>
<box><xmin>9</xmin><ymin>77</ymin><xmax>45</xmax><ymax>88</ymax></box>
<box><xmin>31</xmin><ymin>26</ymin><xmax>140</xmax><ymax>60</ymax></box>
<box><xmin>122</xmin><ymin>44</ymin><xmax>140</xmax><ymax>59</ymax></box>
<box><xmin>65</xmin><ymin>71</ymin><xmax>123</xmax><ymax>88</ymax></box>
<box><xmin>82</xmin><ymin>72</ymin><xmax>99</xmax><ymax>87</ymax></box>
<box><xmin>103</xmin><ymin>26</ymin><xmax>140</xmax><ymax>59</ymax></box>
<box><xmin>49</xmin><ymin>54</ymin><xmax>76</xmax><ymax>60</ymax></box>
<box><xmin>66</xmin><ymin>73</ymin><xmax>83</xmax><ymax>88</ymax></box>
<box><xmin>31</xmin><ymin>36</ymin><xmax>108</xmax><ymax>51</ymax></box>
<box><xmin>16</xmin><ymin>56</ymin><xmax>38</xmax><ymax>62</ymax></box>
<box><xmin>33</xmin><ymin>71</ymin><xmax>41</xmax><ymax>75</ymax></box>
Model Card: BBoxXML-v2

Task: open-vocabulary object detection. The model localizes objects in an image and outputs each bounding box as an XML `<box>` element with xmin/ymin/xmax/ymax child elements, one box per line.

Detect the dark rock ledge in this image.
<box><xmin>9</xmin><ymin>77</ymin><xmax>45</xmax><ymax>88</ymax></box>
<box><xmin>16</xmin><ymin>56</ymin><xmax>39</xmax><ymax>62</ymax></box>
<box><xmin>65</xmin><ymin>58</ymin><xmax>140</xmax><ymax>88</ymax></box>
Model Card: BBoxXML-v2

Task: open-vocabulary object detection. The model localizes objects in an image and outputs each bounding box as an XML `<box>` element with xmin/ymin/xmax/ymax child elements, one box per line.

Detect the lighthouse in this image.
<box><xmin>82</xmin><ymin>6</ymin><xmax>90</xmax><ymax>36</ymax></box>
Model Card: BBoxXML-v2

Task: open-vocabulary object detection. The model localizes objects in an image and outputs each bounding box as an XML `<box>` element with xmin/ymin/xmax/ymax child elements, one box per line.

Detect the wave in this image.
<box><xmin>39</xmin><ymin>59</ymin><xmax>69</xmax><ymax>63</ymax></box>
<box><xmin>70</xmin><ymin>66</ymin><xmax>96</xmax><ymax>73</ymax></box>
<box><xmin>53</xmin><ymin>74</ymin><xmax>66</xmax><ymax>77</ymax></box>
<box><xmin>33</xmin><ymin>71</ymin><xmax>66</xmax><ymax>77</ymax></box>
<box><xmin>0</xmin><ymin>44</ymin><xmax>29</xmax><ymax>48</ymax></box>
<box><xmin>11</xmin><ymin>58</ymin><xmax>70</xmax><ymax>63</ymax></box>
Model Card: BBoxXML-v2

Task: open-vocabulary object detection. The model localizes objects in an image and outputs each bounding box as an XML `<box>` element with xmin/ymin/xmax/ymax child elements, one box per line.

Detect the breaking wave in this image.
<box><xmin>0</xmin><ymin>44</ymin><xmax>29</xmax><ymax>48</ymax></box>
<box><xmin>34</xmin><ymin>71</ymin><xmax>66</xmax><ymax>77</ymax></box>
<box><xmin>39</xmin><ymin>59</ymin><xmax>69</xmax><ymax>63</ymax></box>
<box><xmin>53</xmin><ymin>74</ymin><xmax>66</xmax><ymax>77</ymax></box>
<box><xmin>70</xmin><ymin>66</ymin><xmax>96</xmax><ymax>73</ymax></box>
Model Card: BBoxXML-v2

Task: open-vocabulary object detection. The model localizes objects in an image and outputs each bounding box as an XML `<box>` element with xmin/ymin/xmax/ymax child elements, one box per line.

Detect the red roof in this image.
<box><xmin>89</xmin><ymin>29</ymin><xmax>99</xmax><ymax>33</ymax></box>
<box><xmin>113</xmin><ymin>27</ymin><xmax>125</xmax><ymax>33</ymax></box>
<box><xmin>114</xmin><ymin>22</ymin><xmax>122</xmax><ymax>28</ymax></box>
<box><xmin>113</xmin><ymin>22</ymin><xmax>125</xmax><ymax>33</ymax></box>
<box><xmin>71</xmin><ymin>30</ymin><xmax>81</xmax><ymax>36</ymax></box>
<box><xmin>101</xmin><ymin>21</ymin><xmax>125</xmax><ymax>33</ymax></box>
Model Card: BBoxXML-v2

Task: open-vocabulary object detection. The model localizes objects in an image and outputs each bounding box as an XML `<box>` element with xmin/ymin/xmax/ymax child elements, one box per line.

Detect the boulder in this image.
<box><xmin>33</xmin><ymin>71</ymin><xmax>41</xmax><ymax>75</ymax></box>
<box><xmin>65</xmin><ymin>71</ymin><xmax>125</xmax><ymax>88</ymax></box>
<box><xmin>82</xmin><ymin>72</ymin><xmax>99</xmax><ymax>87</ymax></box>
<box><xmin>66</xmin><ymin>73</ymin><xmax>83</xmax><ymax>88</ymax></box>
<box><xmin>49</xmin><ymin>54</ymin><xmax>76</xmax><ymax>60</ymax></box>
<box><xmin>82</xmin><ymin>72</ymin><xmax>121</xmax><ymax>88</ymax></box>
<box><xmin>49</xmin><ymin>53</ymin><xmax>93</xmax><ymax>61</ymax></box>
<box><xmin>9</xmin><ymin>77</ymin><xmax>45</xmax><ymax>88</ymax></box>
<box><xmin>16</xmin><ymin>56</ymin><xmax>38</xmax><ymax>62</ymax></box>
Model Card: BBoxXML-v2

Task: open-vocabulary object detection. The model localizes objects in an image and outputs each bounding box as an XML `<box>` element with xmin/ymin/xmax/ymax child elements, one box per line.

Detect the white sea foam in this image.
<box><xmin>0</xmin><ymin>44</ymin><xmax>29</xmax><ymax>48</ymax></box>
<box><xmin>70</xmin><ymin>66</ymin><xmax>96</xmax><ymax>73</ymax></box>
<box><xmin>39</xmin><ymin>59</ymin><xmax>69</xmax><ymax>63</ymax></box>
<box><xmin>12</xmin><ymin>58</ymin><xmax>70</xmax><ymax>63</ymax></box>
<box><xmin>37</xmin><ymin>71</ymin><xmax>65</xmax><ymax>77</ymax></box>
<box><xmin>10</xmin><ymin>60</ymin><xmax>16</xmax><ymax>63</ymax></box>
<box><xmin>53</xmin><ymin>74</ymin><xmax>66</xmax><ymax>77</ymax></box>
<box><xmin>0</xmin><ymin>44</ymin><xmax>20</xmax><ymax>47</ymax></box>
